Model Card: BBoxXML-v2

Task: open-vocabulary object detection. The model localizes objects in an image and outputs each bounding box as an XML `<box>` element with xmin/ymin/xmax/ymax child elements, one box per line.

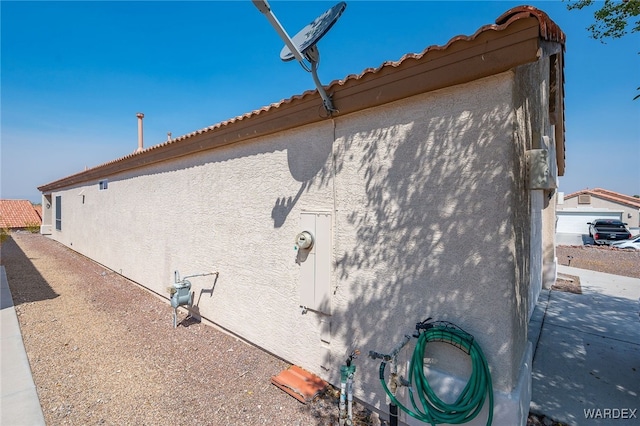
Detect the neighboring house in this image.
<box><xmin>557</xmin><ymin>188</ymin><xmax>640</xmax><ymax>234</ymax></box>
<box><xmin>0</xmin><ymin>199</ymin><xmax>42</xmax><ymax>230</ymax></box>
<box><xmin>38</xmin><ymin>6</ymin><xmax>565</xmax><ymax>425</ymax></box>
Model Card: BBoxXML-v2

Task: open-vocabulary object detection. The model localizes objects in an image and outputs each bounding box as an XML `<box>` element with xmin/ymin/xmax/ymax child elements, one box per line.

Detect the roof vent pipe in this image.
<box><xmin>136</xmin><ymin>112</ymin><xmax>144</xmax><ymax>153</ymax></box>
<box><xmin>167</xmin><ymin>131</ymin><xmax>172</xmax><ymax>142</ymax></box>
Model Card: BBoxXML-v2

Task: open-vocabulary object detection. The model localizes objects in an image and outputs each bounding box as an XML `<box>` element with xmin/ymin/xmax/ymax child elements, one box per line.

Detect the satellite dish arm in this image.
<box><xmin>252</xmin><ymin>0</ymin><xmax>306</xmax><ymax>64</ymax></box>
<box><xmin>309</xmin><ymin>59</ymin><xmax>336</xmax><ymax>113</ymax></box>
<box><xmin>252</xmin><ymin>0</ymin><xmax>338</xmax><ymax>114</ymax></box>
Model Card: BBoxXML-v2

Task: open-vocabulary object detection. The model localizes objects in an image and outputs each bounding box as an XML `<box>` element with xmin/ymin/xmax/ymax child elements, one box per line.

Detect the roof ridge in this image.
<box><xmin>496</xmin><ymin>5</ymin><xmax>566</xmax><ymax>44</ymax></box>
<box><xmin>565</xmin><ymin>188</ymin><xmax>640</xmax><ymax>207</ymax></box>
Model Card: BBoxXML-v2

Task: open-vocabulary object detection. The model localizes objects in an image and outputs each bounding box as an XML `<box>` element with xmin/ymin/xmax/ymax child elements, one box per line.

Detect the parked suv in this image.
<box><xmin>587</xmin><ymin>219</ymin><xmax>632</xmax><ymax>245</ymax></box>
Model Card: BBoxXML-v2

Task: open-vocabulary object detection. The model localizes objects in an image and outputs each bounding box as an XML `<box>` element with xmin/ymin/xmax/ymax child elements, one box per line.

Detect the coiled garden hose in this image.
<box><xmin>379</xmin><ymin>323</ymin><xmax>494</xmax><ymax>425</ymax></box>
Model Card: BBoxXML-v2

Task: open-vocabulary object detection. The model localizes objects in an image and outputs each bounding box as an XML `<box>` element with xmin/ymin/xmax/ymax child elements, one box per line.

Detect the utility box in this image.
<box><xmin>298</xmin><ymin>212</ymin><xmax>332</xmax><ymax>315</ymax></box>
<box><xmin>526</xmin><ymin>148</ymin><xmax>557</xmax><ymax>190</ymax></box>
<box><xmin>526</xmin><ymin>133</ymin><xmax>558</xmax><ymax>190</ymax></box>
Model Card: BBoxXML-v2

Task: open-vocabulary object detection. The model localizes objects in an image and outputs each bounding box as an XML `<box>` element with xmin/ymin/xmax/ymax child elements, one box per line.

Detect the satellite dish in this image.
<box><xmin>280</xmin><ymin>2</ymin><xmax>347</xmax><ymax>62</ymax></box>
<box><xmin>253</xmin><ymin>0</ymin><xmax>347</xmax><ymax>115</ymax></box>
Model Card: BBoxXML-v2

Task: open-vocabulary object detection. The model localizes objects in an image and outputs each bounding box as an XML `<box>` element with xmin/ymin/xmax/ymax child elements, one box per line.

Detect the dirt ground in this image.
<box><xmin>556</xmin><ymin>244</ymin><xmax>640</xmax><ymax>279</ymax></box>
<box><xmin>2</xmin><ymin>233</ymin><xmax>637</xmax><ymax>425</ymax></box>
<box><xmin>2</xmin><ymin>233</ymin><xmax>377</xmax><ymax>426</ymax></box>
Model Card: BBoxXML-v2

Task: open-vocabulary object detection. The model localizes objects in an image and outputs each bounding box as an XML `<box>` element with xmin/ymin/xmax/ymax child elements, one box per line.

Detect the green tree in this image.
<box><xmin>566</xmin><ymin>0</ymin><xmax>640</xmax><ymax>98</ymax></box>
<box><xmin>566</xmin><ymin>0</ymin><xmax>639</xmax><ymax>39</ymax></box>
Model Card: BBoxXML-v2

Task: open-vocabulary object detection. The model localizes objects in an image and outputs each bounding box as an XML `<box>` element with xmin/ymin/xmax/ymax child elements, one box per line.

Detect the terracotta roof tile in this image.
<box><xmin>84</xmin><ymin>6</ymin><xmax>566</xmax><ymax>155</ymax></box>
<box><xmin>0</xmin><ymin>200</ymin><xmax>42</xmax><ymax>229</ymax></box>
<box><xmin>271</xmin><ymin>365</ymin><xmax>328</xmax><ymax>404</ymax></box>
<box><xmin>496</xmin><ymin>5</ymin><xmax>565</xmax><ymax>44</ymax></box>
<box><xmin>39</xmin><ymin>6</ymin><xmax>566</xmax><ymax>192</ymax></box>
<box><xmin>565</xmin><ymin>188</ymin><xmax>640</xmax><ymax>209</ymax></box>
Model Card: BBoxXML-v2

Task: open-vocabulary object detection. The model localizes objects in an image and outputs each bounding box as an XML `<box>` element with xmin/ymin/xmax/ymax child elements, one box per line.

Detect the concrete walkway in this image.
<box><xmin>529</xmin><ymin>265</ymin><xmax>640</xmax><ymax>425</ymax></box>
<box><xmin>0</xmin><ymin>266</ymin><xmax>46</xmax><ymax>426</ymax></box>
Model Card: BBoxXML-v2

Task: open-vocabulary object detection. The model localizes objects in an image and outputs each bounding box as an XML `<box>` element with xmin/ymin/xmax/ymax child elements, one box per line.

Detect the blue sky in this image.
<box><xmin>2</xmin><ymin>1</ymin><xmax>639</xmax><ymax>203</ymax></box>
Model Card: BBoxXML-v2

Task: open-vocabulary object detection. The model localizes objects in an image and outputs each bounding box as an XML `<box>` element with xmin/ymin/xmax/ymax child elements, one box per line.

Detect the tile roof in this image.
<box><xmin>33</xmin><ymin>204</ymin><xmax>43</xmax><ymax>219</ymax></box>
<box><xmin>122</xmin><ymin>5</ymin><xmax>566</xmax><ymax>147</ymax></box>
<box><xmin>39</xmin><ymin>5</ymin><xmax>566</xmax><ymax>193</ymax></box>
<box><xmin>0</xmin><ymin>200</ymin><xmax>42</xmax><ymax>229</ymax></box>
<box><xmin>565</xmin><ymin>188</ymin><xmax>640</xmax><ymax>209</ymax></box>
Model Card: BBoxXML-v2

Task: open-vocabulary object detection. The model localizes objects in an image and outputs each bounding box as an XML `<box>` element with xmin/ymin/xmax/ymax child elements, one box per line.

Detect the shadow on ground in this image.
<box><xmin>530</xmin><ymin>286</ymin><xmax>640</xmax><ymax>425</ymax></box>
<box><xmin>0</xmin><ymin>236</ymin><xmax>59</xmax><ymax>306</ymax></box>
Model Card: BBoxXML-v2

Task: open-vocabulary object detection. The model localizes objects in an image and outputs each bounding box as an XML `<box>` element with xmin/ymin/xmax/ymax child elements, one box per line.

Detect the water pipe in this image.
<box><xmin>369</xmin><ymin>334</ymin><xmax>412</xmax><ymax>426</ymax></box>
<box><xmin>339</xmin><ymin>349</ymin><xmax>360</xmax><ymax>426</ymax></box>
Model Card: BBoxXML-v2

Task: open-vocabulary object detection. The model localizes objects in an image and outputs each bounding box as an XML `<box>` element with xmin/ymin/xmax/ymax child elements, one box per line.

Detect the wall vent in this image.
<box><xmin>578</xmin><ymin>194</ymin><xmax>591</xmax><ymax>204</ymax></box>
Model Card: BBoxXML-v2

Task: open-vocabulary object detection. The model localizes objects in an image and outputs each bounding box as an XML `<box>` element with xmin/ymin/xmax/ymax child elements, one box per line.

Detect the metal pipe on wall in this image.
<box><xmin>136</xmin><ymin>112</ymin><xmax>144</xmax><ymax>153</ymax></box>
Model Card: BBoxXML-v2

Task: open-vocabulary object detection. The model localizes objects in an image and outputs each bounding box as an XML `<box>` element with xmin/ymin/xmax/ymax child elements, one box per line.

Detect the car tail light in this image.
<box><xmin>594</xmin><ymin>233</ymin><xmax>599</xmax><ymax>240</ymax></box>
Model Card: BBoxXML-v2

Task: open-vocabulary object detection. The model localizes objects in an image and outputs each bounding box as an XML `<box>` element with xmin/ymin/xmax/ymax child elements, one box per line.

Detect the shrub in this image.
<box><xmin>24</xmin><ymin>222</ymin><xmax>41</xmax><ymax>234</ymax></box>
<box><xmin>0</xmin><ymin>228</ymin><xmax>9</xmax><ymax>244</ymax></box>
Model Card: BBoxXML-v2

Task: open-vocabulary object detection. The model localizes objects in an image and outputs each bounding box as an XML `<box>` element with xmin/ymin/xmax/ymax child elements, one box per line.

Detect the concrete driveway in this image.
<box><xmin>529</xmin><ymin>265</ymin><xmax>640</xmax><ymax>425</ymax></box>
<box><xmin>556</xmin><ymin>233</ymin><xmax>594</xmax><ymax>246</ymax></box>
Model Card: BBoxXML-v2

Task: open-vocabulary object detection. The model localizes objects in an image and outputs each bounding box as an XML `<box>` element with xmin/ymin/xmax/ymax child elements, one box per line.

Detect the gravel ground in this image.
<box><xmin>556</xmin><ymin>244</ymin><xmax>640</xmax><ymax>279</ymax></box>
<box><xmin>3</xmin><ymin>233</ymin><xmax>637</xmax><ymax>426</ymax></box>
<box><xmin>2</xmin><ymin>233</ymin><xmax>377</xmax><ymax>426</ymax></box>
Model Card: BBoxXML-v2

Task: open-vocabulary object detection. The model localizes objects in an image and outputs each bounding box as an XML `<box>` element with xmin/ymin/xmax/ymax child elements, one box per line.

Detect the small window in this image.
<box><xmin>55</xmin><ymin>196</ymin><xmax>62</xmax><ymax>231</ymax></box>
<box><xmin>578</xmin><ymin>194</ymin><xmax>591</xmax><ymax>204</ymax></box>
<box><xmin>99</xmin><ymin>179</ymin><xmax>109</xmax><ymax>190</ymax></box>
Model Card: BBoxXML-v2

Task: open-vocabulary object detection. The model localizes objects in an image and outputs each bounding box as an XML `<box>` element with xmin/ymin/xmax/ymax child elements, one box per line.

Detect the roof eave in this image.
<box><xmin>39</xmin><ymin>9</ymin><xmax>565</xmax><ymax>193</ymax></box>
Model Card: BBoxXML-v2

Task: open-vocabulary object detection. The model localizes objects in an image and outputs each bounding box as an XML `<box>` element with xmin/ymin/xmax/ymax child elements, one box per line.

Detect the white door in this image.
<box><xmin>557</xmin><ymin>211</ymin><xmax>622</xmax><ymax>234</ymax></box>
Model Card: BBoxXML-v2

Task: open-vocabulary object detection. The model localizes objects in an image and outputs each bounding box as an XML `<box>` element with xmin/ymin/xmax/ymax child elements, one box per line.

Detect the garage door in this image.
<box><xmin>557</xmin><ymin>211</ymin><xmax>622</xmax><ymax>234</ymax></box>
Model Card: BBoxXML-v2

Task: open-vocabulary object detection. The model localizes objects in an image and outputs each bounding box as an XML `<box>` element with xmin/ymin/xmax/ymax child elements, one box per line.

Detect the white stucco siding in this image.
<box><xmin>48</xmin><ymin>70</ymin><xmax>537</xmax><ymax>419</ymax></box>
<box><xmin>331</xmin><ymin>72</ymin><xmax>521</xmax><ymax>402</ymax></box>
<box><xmin>49</xmin><ymin>121</ymin><xmax>338</xmax><ymax>364</ymax></box>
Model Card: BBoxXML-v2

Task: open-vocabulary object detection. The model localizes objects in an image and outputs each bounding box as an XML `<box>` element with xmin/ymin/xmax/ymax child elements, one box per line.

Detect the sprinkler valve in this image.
<box><xmin>339</xmin><ymin>349</ymin><xmax>359</xmax><ymax>426</ymax></box>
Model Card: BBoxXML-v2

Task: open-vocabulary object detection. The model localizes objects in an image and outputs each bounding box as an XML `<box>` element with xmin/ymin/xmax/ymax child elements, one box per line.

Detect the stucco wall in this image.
<box><xmin>513</xmin><ymin>55</ymin><xmax>560</xmax><ymax>304</ymax></box>
<box><xmin>331</xmin><ymin>72</ymin><xmax>527</xmax><ymax>399</ymax></box>
<box><xmin>46</xmin><ymin>70</ymin><xmax>543</xmax><ymax>419</ymax></box>
<box><xmin>49</xmin><ymin>121</ymin><xmax>339</xmax><ymax>373</ymax></box>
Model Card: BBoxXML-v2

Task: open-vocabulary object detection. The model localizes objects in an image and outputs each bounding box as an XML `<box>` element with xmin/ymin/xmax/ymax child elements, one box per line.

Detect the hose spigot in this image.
<box><xmin>413</xmin><ymin>317</ymin><xmax>434</xmax><ymax>337</ymax></box>
<box><xmin>346</xmin><ymin>349</ymin><xmax>360</xmax><ymax>367</ymax></box>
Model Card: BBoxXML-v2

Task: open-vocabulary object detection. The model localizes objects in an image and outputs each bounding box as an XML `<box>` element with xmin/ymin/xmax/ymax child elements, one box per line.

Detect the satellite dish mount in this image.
<box><xmin>253</xmin><ymin>0</ymin><xmax>347</xmax><ymax>115</ymax></box>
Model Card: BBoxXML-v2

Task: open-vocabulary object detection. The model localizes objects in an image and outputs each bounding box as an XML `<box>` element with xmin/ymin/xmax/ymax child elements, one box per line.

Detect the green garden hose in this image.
<box><xmin>379</xmin><ymin>323</ymin><xmax>494</xmax><ymax>425</ymax></box>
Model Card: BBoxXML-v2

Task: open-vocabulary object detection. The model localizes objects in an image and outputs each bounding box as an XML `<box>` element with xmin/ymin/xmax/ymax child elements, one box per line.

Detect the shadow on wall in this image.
<box><xmin>185</xmin><ymin>273</ymin><xmax>220</xmax><ymax>326</ymax></box>
<box><xmin>318</xmin><ymin>97</ymin><xmax>531</xmax><ymax>409</ymax></box>
<box><xmin>1</xmin><ymin>236</ymin><xmax>59</xmax><ymax>306</ymax></box>
<box><xmin>272</xmin><ymin>127</ymin><xmax>334</xmax><ymax>228</ymax></box>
